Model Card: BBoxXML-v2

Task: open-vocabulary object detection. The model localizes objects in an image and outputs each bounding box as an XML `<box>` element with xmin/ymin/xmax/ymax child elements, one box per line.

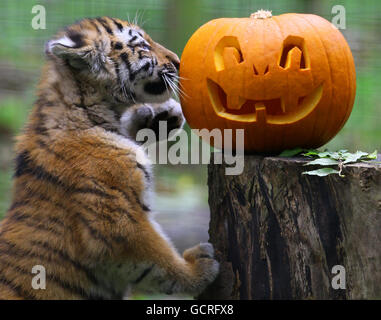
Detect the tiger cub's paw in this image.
<box><xmin>183</xmin><ymin>243</ymin><xmax>220</xmax><ymax>292</ymax></box>
<box><xmin>183</xmin><ymin>242</ymin><xmax>215</xmax><ymax>262</ymax></box>
<box><xmin>149</xmin><ymin>98</ymin><xmax>184</xmax><ymax>140</ymax></box>
<box><xmin>121</xmin><ymin>98</ymin><xmax>184</xmax><ymax>142</ymax></box>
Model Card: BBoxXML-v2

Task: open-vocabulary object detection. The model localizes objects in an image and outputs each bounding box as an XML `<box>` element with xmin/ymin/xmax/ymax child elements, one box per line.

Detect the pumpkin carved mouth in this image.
<box><xmin>207</xmin><ymin>78</ymin><xmax>323</xmax><ymax>124</ymax></box>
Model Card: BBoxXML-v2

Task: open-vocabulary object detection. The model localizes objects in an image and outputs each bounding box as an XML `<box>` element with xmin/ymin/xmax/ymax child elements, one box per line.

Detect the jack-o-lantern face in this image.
<box><xmin>180</xmin><ymin>11</ymin><xmax>356</xmax><ymax>153</ymax></box>
<box><xmin>208</xmin><ymin>35</ymin><xmax>323</xmax><ymax>124</ymax></box>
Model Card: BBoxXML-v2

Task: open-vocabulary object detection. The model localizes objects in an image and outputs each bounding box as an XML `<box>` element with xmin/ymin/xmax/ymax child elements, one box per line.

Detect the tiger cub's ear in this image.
<box><xmin>46</xmin><ymin>30</ymin><xmax>107</xmax><ymax>72</ymax></box>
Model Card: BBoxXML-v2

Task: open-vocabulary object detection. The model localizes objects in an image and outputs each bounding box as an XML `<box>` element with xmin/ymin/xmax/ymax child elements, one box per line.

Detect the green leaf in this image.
<box><xmin>329</xmin><ymin>152</ymin><xmax>343</xmax><ymax>160</ymax></box>
<box><xmin>302</xmin><ymin>168</ymin><xmax>341</xmax><ymax>177</ymax></box>
<box><xmin>319</xmin><ymin>151</ymin><xmax>336</xmax><ymax>158</ymax></box>
<box><xmin>342</xmin><ymin>151</ymin><xmax>369</xmax><ymax>164</ymax></box>
<box><xmin>304</xmin><ymin>158</ymin><xmax>340</xmax><ymax>166</ymax></box>
<box><xmin>367</xmin><ymin>150</ymin><xmax>378</xmax><ymax>159</ymax></box>
<box><xmin>279</xmin><ymin>148</ymin><xmax>304</xmax><ymax>157</ymax></box>
<box><xmin>302</xmin><ymin>149</ymin><xmax>320</xmax><ymax>157</ymax></box>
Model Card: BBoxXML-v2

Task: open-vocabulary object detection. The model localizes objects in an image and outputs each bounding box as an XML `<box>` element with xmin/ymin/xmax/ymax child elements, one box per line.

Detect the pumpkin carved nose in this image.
<box><xmin>253</xmin><ymin>64</ymin><xmax>269</xmax><ymax>75</ymax></box>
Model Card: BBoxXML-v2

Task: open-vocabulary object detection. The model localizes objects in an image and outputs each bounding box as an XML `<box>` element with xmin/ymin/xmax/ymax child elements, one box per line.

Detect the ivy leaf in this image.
<box><xmin>367</xmin><ymin>150</ymin><xmax>378</xmax><ymax>160</ymax></box>
<box><xmin>329</xmin><ymin>152</ymin><xmax>343</xmax><ymax>160</ymax></box>
<box><xmin>304</xmin><ymin>158</ymin><xmax>340</xmax><ymax>166</ymax></box>
<box><xmin>303</xmin><ymin>150</ymin><xmax>337</xmax><ymax>158</ymax></box>
<box><xmin>298</xmin><ymin>149</ymin><xmax>377</xmax><ymax>178</ymax></box>
<box><xmin>302</xmin><ymin>150</ymin><xmax>320</xmax><ymax>157</ymax></box>
<box><xmin>342</xmin><ymin>151</ymin><xmax>369</xmax><ymax>164</ymax></box>
<box><xmin>320</xmin><ymin>151</ymin><xmax>337</xmax><ymax>158</ymax></box>
<box><xmin>302</xmin><ymin>168</ymin><xmax>341</xmax><ymax>177</ymax></box>
<box><xmin>279</xmin><ymin>148</ymin><xmax>304</xmax><ymax>157</ymax></box>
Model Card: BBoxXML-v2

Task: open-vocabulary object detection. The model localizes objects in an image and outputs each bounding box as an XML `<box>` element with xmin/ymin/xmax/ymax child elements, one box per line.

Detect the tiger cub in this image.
<box><xmin>0</xmin><ymin>17</ymin><xmax>219</xmax><ymax>299</ymax></box>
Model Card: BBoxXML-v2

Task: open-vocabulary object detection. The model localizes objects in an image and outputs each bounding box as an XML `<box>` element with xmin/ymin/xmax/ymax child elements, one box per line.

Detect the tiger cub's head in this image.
<box><xmin>45</xmin><ymin>17</ymin><xmax>180</xmax><ymax>105</ymax></box>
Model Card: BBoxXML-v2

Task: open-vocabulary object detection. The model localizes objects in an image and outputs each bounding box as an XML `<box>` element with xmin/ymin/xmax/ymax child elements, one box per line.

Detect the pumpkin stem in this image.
<box><xmin>250</xmin><ymin>9</ymin><xmax>272</xmax><ymax>19</ymax></box>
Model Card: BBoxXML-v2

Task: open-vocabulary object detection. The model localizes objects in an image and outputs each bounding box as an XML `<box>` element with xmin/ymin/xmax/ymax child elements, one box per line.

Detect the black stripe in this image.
<box><xmin>14</xmin><ymin>151</ymin><xmax>32</xmax><ymax>177</ymax></box>
<box><xmin>120</xmin><ymin>52</ymin><xmax>131</xmax><ymax>69</ymax></box>
<box><xmin>14</xmin><ymin>151</ymin><xmax>116</xmax><ymax>199</ymax></box>
<box><xmin>88</xmin><ymin>19</ymin><xmax>101</xmax><ymax>34</ymax></box>
<box><xmin>74</xmin><ymin>199</ymin><xmax>115</xmax><ymax>224</ymax></box>
<box><xmin>23</xmin><ymin>190</ymin><xmax>67</xmax><ymax>213</ymax></box>
<box><xmin>72</xmin><ymin>178</ymin><xmax>137</xmax><ymax>222</ymax></box>
<box><xmin>0</xmin><ymin>256</ymin><xmax>104</xmax><ymax>300</ymax></box>
<box><xmin>103</xmin><ymin>203</ymin><xmax>137</xmax><ymax>224</ymax></box>
<box><xmin>35</xmin><ymin>97</ymin><xmax>54</xmax><ymax>107</ymax></box>
<box><xmin>6</xmin><ymin>211</ymin><xmax>65</xmax><ymax>236</ymax></box>
<box><xmin>133</xmin><ymin>264</ymin><xmax>154</xmax><ymax>284</ymax></box>
<box><xmin>136</xmin><ymin>162</ymin><xmax>150</xmax><ymax>181</ymax></box>
<box><xmin>113</xmin><ymin>42</ymin><xmax>123</xmax><ymax>50</ymax></box>
<box><xmin>0</xmin><ymin>239</ymin><xmax>99</xmax><ymax>288</ymax></box>
<box><xmin>36</xmin><ymin>139</ymin><xmax>66</xmax><ymax>161</ymax></box>
<box><xmin>141</xmin><ymin>61</ymin><xmax>150</xmax><ymax>72</ymax></box>
<box><xmin>138</xmin><ymin>50</ymin><xmax>149</xmax><ymax>60</ymax></box>
<box><xmin>111</xmin><ymin>18</ymin><xmax>124</xmax><ymax>32</ymax></box>
<box><xmin>112</xmin><ymin>58</ymin><xmax>130</xmax><ymax>100</ymax></box>
<box><xmin>7</xmin><ymin>193</ymin><xmax>68</xmax><ymax>227</ymax></box>
<box><xmin>72</xmin><ymin>187</ymin><xmax>117</xmax><ymax>199</ymax></box>
<box><xmin>8</xmin><ymin>201</ymin><xmax>29</xmax><ymax>212</ymax></box>
<box><xmin>73</xmin><ymin>193</ymin><xmax>137</xmax><ymax>224</ymax></box>
<box><xmin>130</xmin><ymin>188</ymin><xmax>150</xmax><ymax>212</ymax></box>
<box><xmin>33</xmin><ymin>103</ymin><xmax>49</xmax><ymax>136</ymax></box>
<box><xmin>108</xmin><ymin>185</ymin><xmax>150</xmax><ymax>212</ymax></box>
<box><xmin>16</xmin><ymin>152</ymin><xmax>149</xmax><ymax>214</ymax></box>
<box><xmin>67</xmin><ymin>30</ymin><xmax>85</xmax><ymax>48</ymax></box>
<box><xmin>28</xmin><ymin>240</ymin><xmax>120</xmax><ymax>297</ymax></box>
<box><xmin>14</xmin><ymin>151</ymin><xmax>63</xmax><ymax>188</ymax></box>
<box><xmin>28</xmin><ymin>240</ymin><xmax>101</xmax><ymax>286</ymax></box>
<box><xmin>96</xmin><ymin>17</ymin><xmax>113</xmax><ymax>35</ymax></box>
<box><xmin>0</xmin><ymin>275</ymin><xmax>36</xmax><ymax>300</ymax></box>
<box><xmin>76</xmin><ymin>213</ymin><xmax>114</xmax><ymax>250</ymax></box>
<box><xmin>127</xmin><ymin>44</ymin><xmax>136</xmax><ymax>54</ymax></box>
<box><xmin>120</xmin><ymin>52</ymin><xmax>138</xmax><ymax>81</ymax></box>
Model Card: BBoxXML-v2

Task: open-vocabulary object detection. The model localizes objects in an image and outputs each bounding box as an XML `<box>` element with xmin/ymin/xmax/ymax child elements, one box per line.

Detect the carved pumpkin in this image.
<box><xmin>179</xmin><ymin>10</ymin><xmax>356</xmax><ymax>153</ymax></box>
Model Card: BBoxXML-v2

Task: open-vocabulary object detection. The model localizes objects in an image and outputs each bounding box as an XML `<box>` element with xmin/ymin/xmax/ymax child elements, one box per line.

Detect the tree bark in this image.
<box><xmin>199</xmin><ymin>154</ymin><xmax>381</xmax><ymax>300</ymax></box>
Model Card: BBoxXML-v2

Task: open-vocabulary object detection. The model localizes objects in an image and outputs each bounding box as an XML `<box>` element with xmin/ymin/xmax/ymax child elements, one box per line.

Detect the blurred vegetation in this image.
<box><xmin>0</xmin><ymin>0</ymin><xmax>380</xmax><ymax>298</ymax></box>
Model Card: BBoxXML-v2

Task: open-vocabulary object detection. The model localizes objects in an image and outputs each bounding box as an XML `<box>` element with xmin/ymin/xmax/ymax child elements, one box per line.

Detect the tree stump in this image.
<box><xmin>199</xmin><ymin>154</ymin><xmax>381</xmax><ymax>300</ymax></box>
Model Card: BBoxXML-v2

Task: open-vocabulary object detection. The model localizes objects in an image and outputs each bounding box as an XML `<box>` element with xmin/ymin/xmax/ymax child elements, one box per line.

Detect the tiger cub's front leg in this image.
<box><xmin>118</xmin><ymin>100</ymin><xmax>218</xmax><ymax>295</ymax></box>
<box><xmin>120</xmin><ymin>98</ymin><xmax>184</xmax><ymax>142</ymax></box>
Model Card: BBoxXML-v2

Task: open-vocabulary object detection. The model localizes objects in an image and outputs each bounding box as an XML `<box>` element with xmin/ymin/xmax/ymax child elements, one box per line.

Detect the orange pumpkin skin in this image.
<box><xmin>179</xmin><ymin>12</ymin><xmax>356</xmax><ymax>153</ymax></box>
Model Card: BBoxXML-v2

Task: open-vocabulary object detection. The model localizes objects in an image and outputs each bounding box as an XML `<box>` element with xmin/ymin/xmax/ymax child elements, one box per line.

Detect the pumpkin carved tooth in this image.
<box><xmin>227</xmin><ymin>95</ymin><xmax>246</xmax><ymax>110</ymax></box>
<box><xmin>207</xmin><ymin>78</ymin><xmax>323</xmax><ymax>124</ymax></box>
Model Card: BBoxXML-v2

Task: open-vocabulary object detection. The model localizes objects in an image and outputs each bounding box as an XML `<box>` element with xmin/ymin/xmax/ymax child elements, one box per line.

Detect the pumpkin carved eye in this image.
<box><xmin>214</xmin><ymin>36</ymin><xmax>243</xmax><ymax>71</ymax></box>
<box><xmin>279</xmin><ymin>35</ymin><xmax>310</xmax><ymax>70</ymax></box>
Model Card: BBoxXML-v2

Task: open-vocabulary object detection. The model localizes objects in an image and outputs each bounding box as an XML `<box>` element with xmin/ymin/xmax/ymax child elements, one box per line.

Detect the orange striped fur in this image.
<box><xmin>0</xmin><ymin>17</ymin><xmax>218</xmax><ymax>300</ymax></box>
